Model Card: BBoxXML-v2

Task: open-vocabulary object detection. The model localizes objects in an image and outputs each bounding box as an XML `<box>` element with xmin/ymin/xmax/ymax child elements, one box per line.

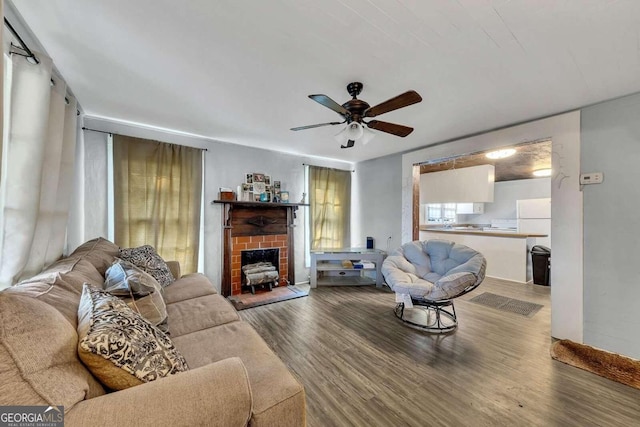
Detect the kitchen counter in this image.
<box><xmin>420</xmin><ymin>226</ymin><xmax>547</xmax><ymax>239</ymax></box>
<box><xmin>419</xmin><ymin>227</ymin><xmax>548</xmax><ymax>283</ymax></box>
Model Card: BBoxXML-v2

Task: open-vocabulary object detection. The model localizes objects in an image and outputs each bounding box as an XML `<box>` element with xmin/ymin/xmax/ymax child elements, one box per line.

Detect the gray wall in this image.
<box><xmin>353</xmin><ymin>153</ymin><xmax>403</xmax><ymax>253</ymax></box>
<box><xmin>459</xmin><ymin>178</ymin><xmax>551</xmax><ymax>224</ymax></box>
<box><xmin>69</xmin><ymin>116</ymin><xmax>351</xmax><ymax>291</ymax></box>
<box><xmin>581</xmin><ymin>92</ymin><xmax>640</xmax><ymax>359</ymax></box>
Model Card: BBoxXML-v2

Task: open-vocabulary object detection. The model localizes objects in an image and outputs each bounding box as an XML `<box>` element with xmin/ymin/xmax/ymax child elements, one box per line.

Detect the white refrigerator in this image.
<box><xmin>517</xmin><ymin>198</ymin><xmax>551</xmax><ymax>248</ymax></box>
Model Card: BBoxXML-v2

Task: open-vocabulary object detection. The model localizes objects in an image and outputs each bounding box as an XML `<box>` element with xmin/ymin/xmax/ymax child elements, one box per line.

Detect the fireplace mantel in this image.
<box><xmin>213</xmin><ymin>200</ymin><xmax>308</xmax><ymax>296</ymax></box>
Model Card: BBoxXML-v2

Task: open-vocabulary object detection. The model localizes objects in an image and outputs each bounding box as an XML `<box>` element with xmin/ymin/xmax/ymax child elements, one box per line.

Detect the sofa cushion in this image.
<box><xmin>119</xmin><ymin>245</ymin><xmax>175</xmax><ymax>287</ymax></box>
<box><xmin>163</xmin><ymin>273</ymin><xmax>217</xmax><ymax>304</ymax></box>
<box><xmin>172</xmin><ymin>321</ymin><xmax>305</xmax><ymax>427</ymax></box>
<box><xmin>166</xmin><ymin>294</ymin><xmax>240</xmax><ymax>337</ymax></box>
<box><xmin>10</xmin><ymin>258</ymin><xmax>105</xmax><ymax>324</ymax></box>
<box><xmin>18</xmin><ymin>258</ymin><xmax>104</xmax><ymax>291</ymax></box>
<box><xmin>77</xmin><ymin>285</ymin><xmax>189</xmax><ymax>390</ymax></box>
<box><xmin>3</xmin><ymin>278</ymin><xmax>81</xmax><ymax>325</ymax></box>
<box><xmin>0</xmin><ymin>292</ymin><xmax>105</xmax><ymax>412</ymax></box>
<box><xmin>68</xmin><ymin>237</ymin><xmax>120</xmax><ymax>275</ymax></box>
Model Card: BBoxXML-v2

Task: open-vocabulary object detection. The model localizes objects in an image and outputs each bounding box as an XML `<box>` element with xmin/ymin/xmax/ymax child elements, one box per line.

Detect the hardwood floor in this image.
<box><xmin>240</xmin><ymin>279</ymin><xmax>640</xmax><ymax>426</ymax></box>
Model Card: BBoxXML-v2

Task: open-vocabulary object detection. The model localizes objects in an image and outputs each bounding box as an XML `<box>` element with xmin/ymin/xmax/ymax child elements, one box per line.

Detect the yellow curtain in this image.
<box><xmin>113</xmin><ymin>135</ymin><xmax>202</xmax><ymax>273</ymax></box>
<box><xmin>309</xmin><ymin>166</ymin><xmax>351</xmax><ymax>250</ymax></box>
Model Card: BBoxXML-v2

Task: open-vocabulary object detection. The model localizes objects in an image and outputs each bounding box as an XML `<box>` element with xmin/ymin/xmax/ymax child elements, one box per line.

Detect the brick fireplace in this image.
<box><xmin>214</xmin><ymin>200</ymin><xmax>303</xmax><ymax>296</ymax></box>
<box><xmin>232</xmin><ymin>235</ymin><xmax>288</xmax><ymax>295</ymax></box>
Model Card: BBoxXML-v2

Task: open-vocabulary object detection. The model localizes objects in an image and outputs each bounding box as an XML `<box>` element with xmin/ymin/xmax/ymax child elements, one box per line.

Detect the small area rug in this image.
<box><xmin>469</xmin><ymin>292</ymin><xmax>543</xmax><ymax>317</ymax></box>
<box><xmin>228</xmin><ymin>285</ymin><xmax>309</xmax><ymax>310</ymax></box>
<box><xmin>551</xmin><ymin>339</ymin><xmax>640</xmax><ymax>390</ymax></box>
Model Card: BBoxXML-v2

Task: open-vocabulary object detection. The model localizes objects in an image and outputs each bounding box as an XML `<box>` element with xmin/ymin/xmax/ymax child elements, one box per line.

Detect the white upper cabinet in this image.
<box><xmin>456</xmin><ymin>203</ymin><xmax>484</xmax><ymax>214</ymax></box>
<box><xmin>420</xmin><ymin>164</ymin><xmax>495</xmax><ymax>203</ymax></box>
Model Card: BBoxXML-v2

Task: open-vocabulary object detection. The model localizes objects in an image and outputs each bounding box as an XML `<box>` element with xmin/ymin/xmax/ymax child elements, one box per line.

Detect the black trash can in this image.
<box><xmin>531</xmin><ymin>245</ymin><xmax>551</xmax><ymax>286</ymax></box>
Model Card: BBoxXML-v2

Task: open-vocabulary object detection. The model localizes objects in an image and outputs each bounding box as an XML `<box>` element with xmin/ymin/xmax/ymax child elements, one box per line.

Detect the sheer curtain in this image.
<box><xmin>113</xmin><ymin>135</ymin><xmax>202</xmax><ymax>273</ymax></box>
<box><xmin>0</xmin><ymin>51</ymin><xmax>78</xmax><ymax>288</ymax></box>
<box><xmin>309</xmin><ymin>166</ymin><xmax>351</xmax><ymax>250</ymax></box>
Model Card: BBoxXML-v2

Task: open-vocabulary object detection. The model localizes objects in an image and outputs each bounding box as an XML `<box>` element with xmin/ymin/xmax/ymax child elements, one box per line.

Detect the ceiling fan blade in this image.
<box><xmin>309</xmin><ymin>94</ymin><xmax>350</xmax><ymax>116</ymax></box>
<box><xmin>367</xmin><ymin>120</ymin><xmax>414</xmax><ymax>137</ymax></box>
<box><xmin>290</xmin><ymin>121</ymin><xmax>343</xmax><ymax>131</ymax></box>
<box><xmin>364</xmin><ymin>90</ymin><xmax>422</xmax><ymax>117</ymax></box>
<box><xmin>340</xmin><ymin>139</ymin><xmax>355</xmax><ymax>149</ymax></box>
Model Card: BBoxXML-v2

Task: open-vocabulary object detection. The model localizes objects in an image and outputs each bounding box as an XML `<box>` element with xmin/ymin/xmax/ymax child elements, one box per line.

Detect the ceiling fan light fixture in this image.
<box><xmin>361</xmin><ymin>126</ymin><xmax>375</xmax><ymax>145</ymax></box>
<box><xmin>486</xmin><ymin>148</ymin><xmax>516</xmax><ymax>159</ymax></box>
<box><xmin>345</xmin><ymin>122</ymin><xmax>364</xmax><ymax>140</ymax></box>
<box><xmin>533</xmin><ymin>168</ymin><xmax>552</xmax><ymax>177</ymax></box>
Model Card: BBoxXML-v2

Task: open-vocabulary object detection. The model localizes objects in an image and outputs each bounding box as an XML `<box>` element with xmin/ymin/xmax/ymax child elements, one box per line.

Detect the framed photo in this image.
<box><xmin>253</xmin><ymin>182</ymin><xmax>266</xmax><ymax>194</ymax></box>
<box><xmin>253</xmin><ymin>173</ymin><xmax>265</xmax><ymax>183</ymax></box>
<box><xmin>245</xmin><ymin>173</ymin><xmax>253</xmax><ymax>184</ymax></box>
<box><xmin>265</xmin><ymin>175</ymin><xmax>271</xmax><ymax>186</ymax></box>
<box><xmin>280</xmin><ymin>191</ymin><xmax>289</xmax><ymax>203</ymax></box>
<box><xmin>274</xmin><ymin>180</ymin><xmax>281</xmax><ymax>189</ymax></box>
<box><xmin>253</xmin><ymin>193</ymin><xmax>262</xmax><ymax>202</ymax></box>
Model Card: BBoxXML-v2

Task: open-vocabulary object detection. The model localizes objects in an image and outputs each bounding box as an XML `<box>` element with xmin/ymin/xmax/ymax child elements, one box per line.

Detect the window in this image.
<box><xmin>425</xmin><ymin>203</ymin><xmax>457</xmax><ymax>224</ymax></box>
<box><xmin>112</xmin><ymin>135</ymin><xmax>203</xmax><ymax>273</ymax></box>
<box><xmin>308</xmin><ymin>166</ymin><xmax>351</xmax><ymax>250</ymax></box>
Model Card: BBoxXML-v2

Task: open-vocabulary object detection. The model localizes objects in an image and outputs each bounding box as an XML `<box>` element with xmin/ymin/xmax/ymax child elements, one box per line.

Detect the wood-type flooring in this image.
<box><xmin>240</xmin><ymin>278</ymin><xmax>640</xmax><ymax>426</ymax></box>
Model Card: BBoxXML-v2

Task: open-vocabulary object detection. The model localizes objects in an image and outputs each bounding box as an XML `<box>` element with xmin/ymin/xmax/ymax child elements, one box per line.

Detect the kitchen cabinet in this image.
<box><xmin>420</xmin><ymin>164</ymin><xmax>495</xmax><ymax>203</ymax></box>
<box><xmin>456</xmin><ymin>203</ymin><xmax>484</xmax><ymax>214</ymax></box>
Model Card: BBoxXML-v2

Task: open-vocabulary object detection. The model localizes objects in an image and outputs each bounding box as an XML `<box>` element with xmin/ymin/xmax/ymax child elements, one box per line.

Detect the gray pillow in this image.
<box><xmin>104</xmin><ymin>259</ymin><xmax>168</xmax><ymax>332</ymax></box>
<box><xmin>104</xmin><ymin>258</ymin><xmax>161</xmax><ymax>297</ymax></box>
<box><xmin>119</xmin><ymin>245</ymin><xmax>175</xmax><ymax>287</ymax></box>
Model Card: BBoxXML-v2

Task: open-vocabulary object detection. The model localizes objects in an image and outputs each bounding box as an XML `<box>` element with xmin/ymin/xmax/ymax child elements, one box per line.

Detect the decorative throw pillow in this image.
<box><xmin>119</xmin><ymin>245</ymin><xmax>175</xmax><ymax>287</ymax></box>
<box><xmin>77</xmin><ymin>284</ymin><xmax>188</xmax><ymax>390</ymax></box>
<box><xmin>104</xmin><ymin>259</ymin><xmax>168</xmax><ymax>333</ymax></box>
<box><xmin>104</xmin><ymin>258</ymin><xmax>162</xmax><ymax>297</ymax></box>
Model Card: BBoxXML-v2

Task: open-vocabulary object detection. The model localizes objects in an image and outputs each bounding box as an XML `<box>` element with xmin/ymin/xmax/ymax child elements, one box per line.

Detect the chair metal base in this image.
<box><xmin>394</xmin><ymin>299</ymin><xmax>458</xmax><ymax>334</ymax></box>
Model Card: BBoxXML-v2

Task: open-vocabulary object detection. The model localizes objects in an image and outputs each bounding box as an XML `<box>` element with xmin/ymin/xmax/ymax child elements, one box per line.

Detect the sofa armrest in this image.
<box><xmin>66</xmin><ymin>357</ymin><xmax>252</xmax><ymax>427</ymax></box>
<box><xmin>167</xmin><ymin>260</ymin><xmax>181</xmax><ymax>279</ymax></box>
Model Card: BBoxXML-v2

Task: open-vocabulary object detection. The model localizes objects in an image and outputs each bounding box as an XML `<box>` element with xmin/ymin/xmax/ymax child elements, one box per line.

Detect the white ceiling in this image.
<box><xmin>10</xmin><ymin>0</ymin><xmax>640</xmax><ymax>163</ymax></box>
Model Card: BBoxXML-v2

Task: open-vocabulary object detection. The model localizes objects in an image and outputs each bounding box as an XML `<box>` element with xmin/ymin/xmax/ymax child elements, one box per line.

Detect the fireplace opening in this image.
<box><xmin>241</xmin><ymin>248</ymin><xmax>280</xmax><ymax>294</ymax></box>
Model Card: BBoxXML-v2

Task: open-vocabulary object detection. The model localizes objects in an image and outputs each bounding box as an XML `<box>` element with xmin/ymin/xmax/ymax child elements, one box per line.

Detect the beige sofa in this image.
<box><xmin>0</xmin><ymin>238</ymin><xmax>306</xmax><ymax>426</ymax></box>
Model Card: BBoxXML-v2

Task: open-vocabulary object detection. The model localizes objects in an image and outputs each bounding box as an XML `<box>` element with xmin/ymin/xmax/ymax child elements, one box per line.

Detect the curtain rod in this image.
<box><xmin>302</xmin><ymin>163</ymin><xmax>354</xmax><ymax>172</ymax></box>
<box><xmin>81</xmin><ymin>127</ymin><xmax>208</xmax><ymax>151</ymax></box>
<box><xmin>4</xmin><ymin>18</ymin><xmax>39</xmax><ymax>64</ymax></box>
<box><xmin>5</xmin><ymin>18</ymin><xmax>77</xmax><ymax>111</ymax></box>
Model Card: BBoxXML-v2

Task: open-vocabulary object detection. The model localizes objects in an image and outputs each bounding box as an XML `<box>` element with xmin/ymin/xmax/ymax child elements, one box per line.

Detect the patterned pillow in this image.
<box><xmin>119</xmin><ymin>245</ymin><xmax>175</xmax><ymax>287</ymax></box>
<box><xmin>77</xmin><ymin>284</ymin><xmax>188</xmax><ymax>390</ymax></box>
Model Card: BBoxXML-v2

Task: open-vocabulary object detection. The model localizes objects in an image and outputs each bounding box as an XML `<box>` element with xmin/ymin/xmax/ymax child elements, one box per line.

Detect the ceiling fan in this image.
<box><xmin>291</xmin><ymin>82</ymin><xmax>422</xmax><ymax>149</ymax></box>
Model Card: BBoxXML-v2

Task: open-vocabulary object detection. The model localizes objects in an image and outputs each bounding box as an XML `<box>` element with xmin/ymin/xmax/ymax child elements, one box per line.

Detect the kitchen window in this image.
<box><xmin>425</xmin><ymin>203</ymin><xmax>457</xmax><ymax>224</ymax></box>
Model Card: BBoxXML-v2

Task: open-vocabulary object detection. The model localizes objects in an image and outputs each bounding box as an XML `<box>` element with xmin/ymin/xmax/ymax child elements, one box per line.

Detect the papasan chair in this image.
<box><xmin>382</xmin><ymin>239</ymin><xmax>486</xmax><ymax>333</ymax></box>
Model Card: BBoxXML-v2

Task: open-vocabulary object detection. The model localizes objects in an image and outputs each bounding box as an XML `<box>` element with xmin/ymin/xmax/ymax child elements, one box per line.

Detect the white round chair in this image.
<box><xmin>382</xmin><ymin>239</ymin><xmax>486</xmax><ymax>333</ymax></box>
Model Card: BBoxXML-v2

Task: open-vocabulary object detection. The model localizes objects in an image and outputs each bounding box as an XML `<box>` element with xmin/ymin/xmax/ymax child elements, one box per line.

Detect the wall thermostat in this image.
<box><xmin>579</xmin><ymin>172</ymin><xmax>603</xmax><ymax>185</ymax></box>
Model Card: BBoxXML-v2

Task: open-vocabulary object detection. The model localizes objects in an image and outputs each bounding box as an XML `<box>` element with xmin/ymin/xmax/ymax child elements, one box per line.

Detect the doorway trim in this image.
<box><xmin>402</xmin><ymin>111</ymin><xmax>583</xmax><ymax>342</ymax></box>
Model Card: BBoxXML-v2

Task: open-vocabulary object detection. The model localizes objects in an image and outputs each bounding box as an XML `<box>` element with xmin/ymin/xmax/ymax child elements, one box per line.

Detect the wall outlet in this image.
<box><xmin>579</xmin><ymin>172</ymin><xmax>603</xmax><ymax>185</ymax></box>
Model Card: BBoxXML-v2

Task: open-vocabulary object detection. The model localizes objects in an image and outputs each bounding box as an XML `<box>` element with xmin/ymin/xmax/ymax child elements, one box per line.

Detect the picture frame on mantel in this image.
<box><xmin>280</xmin><ymin>191</ymin><xmax>289</xmax><ymax>203</ymax></box>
